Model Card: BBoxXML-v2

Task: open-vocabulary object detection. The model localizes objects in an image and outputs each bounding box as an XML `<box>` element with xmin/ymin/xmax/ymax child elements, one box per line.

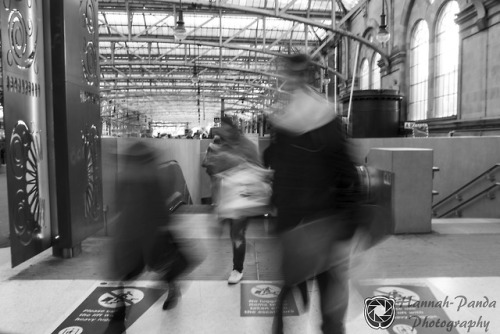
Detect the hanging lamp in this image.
<box><xmin>174</xmin><ymin>5</ymin><xmax>187</xmax><ymax>41</ymax></box>
<box><xmin>376</xmin><ymin>0</ymin><xmax>390</xmax><ymax>43</ymax></box>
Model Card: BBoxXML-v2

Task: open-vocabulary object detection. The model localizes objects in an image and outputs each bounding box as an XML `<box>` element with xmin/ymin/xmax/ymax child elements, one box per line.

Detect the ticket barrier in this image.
<box><xmin>355</xmin><ymin>165</ymin><xmax>394</xmax><ymax>243</ymax></box>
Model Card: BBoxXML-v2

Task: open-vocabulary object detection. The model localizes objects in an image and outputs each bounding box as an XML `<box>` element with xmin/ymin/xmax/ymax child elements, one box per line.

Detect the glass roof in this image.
<box><xmin>98</xmin><ymin>0</ymin><xmax>362</xmax><ymax>127</ymax></box>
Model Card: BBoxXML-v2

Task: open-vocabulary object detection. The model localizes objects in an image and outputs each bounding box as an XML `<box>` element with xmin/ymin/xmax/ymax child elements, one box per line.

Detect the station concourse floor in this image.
<box><xmin>2</xmin><ymin>174</ymin><xmax>500</xmax><ymax>333</ymax></box>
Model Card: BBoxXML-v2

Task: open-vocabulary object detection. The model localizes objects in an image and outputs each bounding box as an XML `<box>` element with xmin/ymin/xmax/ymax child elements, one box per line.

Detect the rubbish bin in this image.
<box><xmin>340</xmin><ymin>90</ymin><xmax>402</xmax><ymax>138</ymax></box>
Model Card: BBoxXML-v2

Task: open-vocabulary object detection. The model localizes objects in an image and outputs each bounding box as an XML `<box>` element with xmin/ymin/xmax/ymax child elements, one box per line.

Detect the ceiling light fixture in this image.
<box><xmin>192</xmin><ymin>64</ymin><xmax>199</xmax><ymax>84</ymax></box>
<box><xmin>376</xmin><ymin>0</ymin><xmax>390</xmax><ymax>43</ymax></box>
<box><xmin>174</xmin><ymin>7</ymin><xmax>188</xmax><ymax>41</ymax></box>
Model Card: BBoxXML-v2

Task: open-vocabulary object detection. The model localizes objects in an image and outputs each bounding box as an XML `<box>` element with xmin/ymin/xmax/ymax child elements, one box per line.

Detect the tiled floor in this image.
<box><xmin>2</xmin><ymin>171</ymin><xmax>500</xmax><ymax>334</ymax></box>
<box><xmin>1</xmin><ymin>210</ymin><xmax>500</xmax><ymax>334</ymax></box>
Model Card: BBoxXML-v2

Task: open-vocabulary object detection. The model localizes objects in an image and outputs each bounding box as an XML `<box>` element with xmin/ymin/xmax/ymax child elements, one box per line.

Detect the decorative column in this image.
<box><xmin>1</xmin><ymin>0</ymin><xmax>53</xmax><ymax>267</ymax></box>
<box><xmin>49</xmin><ymin>0</ymin><xmax>103</xmax><ymax>257</ymax></box>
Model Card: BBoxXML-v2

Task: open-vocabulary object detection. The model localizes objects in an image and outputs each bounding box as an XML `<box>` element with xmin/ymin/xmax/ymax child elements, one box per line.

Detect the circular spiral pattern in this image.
<box><xmin>82</xmin><ymin>42</ymin><xmax>98</xmax><ymax>86</ymax></box>
<box><xmin>9</xmin><ymin>124</ymin><xmax>30</xmax><ymax>180</ymax></box>
<box><xmin>13</xmin><ymin>190</ymin><xmax>28</xmax><ymax>236</ymax></box>
<box><xmin>81</xmin><ymin>0</ymin><xmax>98</xmax><ymax>86</ymax></box>
<box><xmin>82</xmin><ymin>0</ymin><xmax>95</xmax><ymax>35</ymax></box>
<box><xmin>6</xmin><ymin>7</ymin><xmax>37</xmax><ymax>69</ymax></box>
<box><xmin>9</xmin><ymin>121</ymin><xmax>40</xmax><ymax>246</ymax></box>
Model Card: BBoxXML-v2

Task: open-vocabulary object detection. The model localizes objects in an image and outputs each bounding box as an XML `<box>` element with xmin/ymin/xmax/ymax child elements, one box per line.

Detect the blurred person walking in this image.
<box><xmin>266</xmin><ymin>54</ymin><xmax>362</xmax><ymax>334</ymax></box>
<box><xmin>203</xmin><ymin>117</ymin><xmax>270</xmax><ymax>284</ymax></box>
<box><xmin>106</xmin><ymin>142</ymin><xmax>190</xmax><ymax>333</ymax></box>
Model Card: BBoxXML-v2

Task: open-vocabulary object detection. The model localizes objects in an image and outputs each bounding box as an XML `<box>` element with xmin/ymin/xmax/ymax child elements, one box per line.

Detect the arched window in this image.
<box><xmin>408</xmin><ymin>20</ymin><xmax>429</xmax><ymax>121</ymax></box>
<box><xmin>371</xmin><ymin>53</ymin><xmax>381</xmax><ymax>89</ymax></box>
<box><xmin>434</xmin><ymin>1</ymin><xmax>459</xmax><ymax>118</ymax></box>
<box><xmin>359</xmin><ymin>58</ymin><xmax>370</xmax><ymax>90</ymax></box>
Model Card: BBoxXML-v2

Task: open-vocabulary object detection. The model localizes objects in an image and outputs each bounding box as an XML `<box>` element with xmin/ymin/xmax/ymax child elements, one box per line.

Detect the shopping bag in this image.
<box><xmin>216</xmin><ymin>163</ymin><xmax>273</xmax><ymax>219</ymax></box>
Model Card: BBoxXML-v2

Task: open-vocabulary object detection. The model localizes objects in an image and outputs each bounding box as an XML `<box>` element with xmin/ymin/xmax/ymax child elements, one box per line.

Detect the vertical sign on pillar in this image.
<box><xmin>50</xmin><ymin>0</ymin><xmax>103</xmax><ymax>256</ymax></box>
<box><xmin>1</xmin><ymin>0</ymin><xmax>52</xmax><ymax>266</ymax></box>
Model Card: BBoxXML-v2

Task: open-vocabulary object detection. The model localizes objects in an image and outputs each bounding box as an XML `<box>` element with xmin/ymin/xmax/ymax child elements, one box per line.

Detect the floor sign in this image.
<box><xmin>51</xmin><ymin>283</ymin><xmax>165</xmax><ymax>334</ymax></box>
<box><xmin>240</xmin><ymin>282</ymin><xmax>299</xmax><ymax>317</ymax></box>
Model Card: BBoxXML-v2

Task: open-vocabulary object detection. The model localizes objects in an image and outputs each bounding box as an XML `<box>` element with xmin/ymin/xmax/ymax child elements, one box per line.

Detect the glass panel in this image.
<box><xmin>434</xmin><ymin>1</ymin><xmax>459</xmax><ymax>118</ymax></box>
<box><xmin>359</xmin><ymin>58</ymin><xmax>369</xmax><ymax>90</ymax></box>
<box><xmin>408</xmin><ymin>20</ymin><xmax>429</xmax><ymax>121</ymax></box>
<box><xmin>371</xmin><ymin>53</ymin><xmax>381</xmax><ymax>89</ymax></box>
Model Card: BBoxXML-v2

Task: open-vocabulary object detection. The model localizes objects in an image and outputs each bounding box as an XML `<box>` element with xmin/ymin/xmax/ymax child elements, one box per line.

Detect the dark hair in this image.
<box><xmin>219</xmin><ymin>116</ymin><xmax>240</xmax><ymax>142</ymax></box>
<box><xmin>282</xmin><ymin>54</ymin><xmax>314</xmax><ymax>84</ymax></box>
<box><xmin>284</xmin><ymin>54</ymin><xmax>311</xmax><ymax>72</ymax></box>
<box><xmin>221</xmin><ymin>116</ymin><xmax>237</xmax><ymax>129</ymax></box>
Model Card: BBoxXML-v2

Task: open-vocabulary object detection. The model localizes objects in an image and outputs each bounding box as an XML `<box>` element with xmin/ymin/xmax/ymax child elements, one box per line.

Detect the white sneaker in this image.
<box><xmin>228</xmin><ymin>270</ymin><xmax>243</xmax><ymax>284</ymax></box>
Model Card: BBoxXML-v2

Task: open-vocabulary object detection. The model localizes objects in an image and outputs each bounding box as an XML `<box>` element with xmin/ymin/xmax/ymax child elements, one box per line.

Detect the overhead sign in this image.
<box><xmin>240</xmin><ymin>282</ymin><xmax>298</xmax><ymax>317</ymax></box>
<box><xmin>404</xmin><ymin>122</ymin><xmax>429</xmax><ymax>130</ymax></box>
<box><xmin>50</xmin><ymin>283</ymin><xmax>164</xmax><ymax>334</ymax></box>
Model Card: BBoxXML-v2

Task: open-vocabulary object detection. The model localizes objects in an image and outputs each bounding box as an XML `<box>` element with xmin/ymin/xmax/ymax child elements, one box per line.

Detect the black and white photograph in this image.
<box><xmin>1</xmin><ymin>0</ymin><xmax>499</xmax><ymax>333</ymax></box>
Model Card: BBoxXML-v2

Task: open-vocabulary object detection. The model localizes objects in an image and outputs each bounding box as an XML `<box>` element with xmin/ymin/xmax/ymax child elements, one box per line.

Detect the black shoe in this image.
<box><xmin>298</xmin><ymin>283</ymin><xmax>309</xmax><ymax>309</ymax></box>
<box><xmin>104</xmin><ymin>307</ymin><xmax>127</xmax><ymax>333</ymax></box>
<box><xmin>162</xmin><ymin>284</ymin><xmax>180</xmax><ymax>310</ymax></box>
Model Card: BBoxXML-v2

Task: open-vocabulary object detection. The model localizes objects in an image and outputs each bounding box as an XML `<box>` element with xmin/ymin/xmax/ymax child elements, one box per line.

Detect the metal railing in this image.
<box><xmin>433</xmin><ymin>163</ymin><xmax>500</xmax><ymax>218</ymax></box>
<box><xmin>437</xmin><ymin>182</ymin><xmax>500</xmax><ymax>218</ymax></box>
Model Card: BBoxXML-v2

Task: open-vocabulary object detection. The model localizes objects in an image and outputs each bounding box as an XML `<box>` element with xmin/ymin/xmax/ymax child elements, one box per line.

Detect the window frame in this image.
<box><xmin>359</xmin><ymin>58</ymin><xmax>370</xmax><ymax>90</ymax></box>
<box><xmin>371</xmin><ymin>52</ymin><xmax>381</xmax><ymax>89</ymax></box>
<box><xmin>408</xmin><ymin>19</ymin><xmax>430</xmax><ymax>121</ymax></box>
<box><xmin>432</xmin><ymin>0</ymin><xmax>460</xmax><ymax>119</ymax></box>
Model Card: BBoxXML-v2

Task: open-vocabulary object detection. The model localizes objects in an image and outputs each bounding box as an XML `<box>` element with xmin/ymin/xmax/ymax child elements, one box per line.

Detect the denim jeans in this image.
<box><xmin>230</xmin><ymin>218</ymin><xmax>248</xmax><ymax>272</ymax></box>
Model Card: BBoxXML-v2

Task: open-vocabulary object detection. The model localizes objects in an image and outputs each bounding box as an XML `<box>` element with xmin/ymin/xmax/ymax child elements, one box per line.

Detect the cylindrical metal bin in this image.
<box><xmin>340</xmin><ymin>90</ymin><xmax>403</xmax><ymax>138</ymax></box>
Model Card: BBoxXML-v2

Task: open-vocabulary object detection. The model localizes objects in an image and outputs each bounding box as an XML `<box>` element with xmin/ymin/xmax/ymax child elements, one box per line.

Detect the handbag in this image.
<box><xmin>216</xmin><ymin>162</ymin><xmax>273</xmax><ymax>219</ymax></box>
<box><xmin>280</xmin><ymin>213</ymin><xmax>353</xmax><ymax>286</ymax></box>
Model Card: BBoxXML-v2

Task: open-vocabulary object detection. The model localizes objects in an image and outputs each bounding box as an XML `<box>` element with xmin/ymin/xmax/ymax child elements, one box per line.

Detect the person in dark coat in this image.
<box><xmin>106</xmin><ymin>142</ymin><xmax>188</xmax><ymax>333</ymax></box>
<box><xmin>266</xmin><ymin>54</ymin><xmax>361</xmax><ymax>334</ymax></box>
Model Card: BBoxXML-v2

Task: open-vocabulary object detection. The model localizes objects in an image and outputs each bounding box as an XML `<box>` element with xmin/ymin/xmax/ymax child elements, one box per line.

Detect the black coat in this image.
<box><xmin>266</xmin><ymin>118</ymin><xmax>360</xmax><ymax>234</ymax></box>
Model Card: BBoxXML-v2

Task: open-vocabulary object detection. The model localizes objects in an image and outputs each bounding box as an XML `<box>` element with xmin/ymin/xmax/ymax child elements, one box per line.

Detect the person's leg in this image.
<box><xmin>159</xmin><ymin>235</ymin><xmax>189</xmax><ymax>310</ymax></box>
<box><xmin>316</xmin><ymin>264</ymin><xmax>349</xmax><ymax>334</ymax></box>
<box><xmin>230</xmin><ymin>217</ymin><xmax>248</xmax><ymax>273</ymax></box>
<box><xmin>272</xmin><ymin>285</ymin><xmax>292</xmax><ymax>334</ymax></box>
<box><xmin>106</xmin><ymin>261</ymin><xmax>145</xmax><ymax>333</ymax></box>
<box><xmin>297</xmin><ymin>281</ymin><xmax>309</xmax><ymax>308</ymax></box>
<box><xmin>162</xmin><ymin>281</ymin><xmax>181</xmax><ymax>310</ymax></box>
<box><xmin>227</xmin><ymin>218</ymin><xmax>247</xmax><ymax>284</ymax></box>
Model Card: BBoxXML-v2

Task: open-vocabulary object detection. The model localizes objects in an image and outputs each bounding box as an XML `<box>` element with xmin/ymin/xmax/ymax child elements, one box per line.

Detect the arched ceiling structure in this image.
<box><xmin>98</xmin><ymin>0</ymin><xmax>364</xmax><ymax>127</ymax></box>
